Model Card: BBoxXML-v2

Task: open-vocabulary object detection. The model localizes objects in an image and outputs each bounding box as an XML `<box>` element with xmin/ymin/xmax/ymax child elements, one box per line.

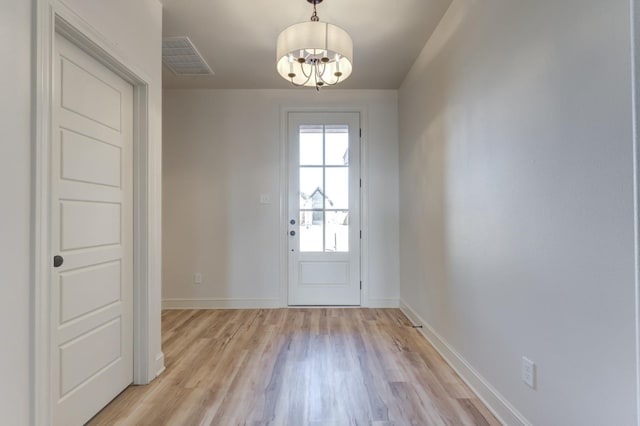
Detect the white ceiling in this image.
<box><xmin>160</xmin><ymin>0</ymin><xmax>453</xmax><ymax>90</ymax></box>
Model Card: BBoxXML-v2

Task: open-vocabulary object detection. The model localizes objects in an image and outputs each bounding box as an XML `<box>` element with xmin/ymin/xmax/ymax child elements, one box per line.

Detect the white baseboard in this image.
<box><xmin>366</xmin><ymin>298</ymin><xmax>400</xmax><ymax>308</ymax></box>
<box><xmin>153</xmin><ymin>351</ymin><xmax>165</xmax><ymax>378</ymax></box>
<box><xmin>399</xmin><ymin>299</ymin><xmax>531</xmax><ymax>426</ymax></box>
<box><xmin>162</xmin><ymin>298</ymin><xmax>282</xmax><ymax>310</ymax></box>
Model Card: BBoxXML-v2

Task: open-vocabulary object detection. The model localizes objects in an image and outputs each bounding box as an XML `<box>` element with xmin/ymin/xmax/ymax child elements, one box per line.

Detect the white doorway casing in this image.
<box><xmin>33</xmin><ymin>1</ymin><xmax>163</xmax><ymax>424</ymax></box>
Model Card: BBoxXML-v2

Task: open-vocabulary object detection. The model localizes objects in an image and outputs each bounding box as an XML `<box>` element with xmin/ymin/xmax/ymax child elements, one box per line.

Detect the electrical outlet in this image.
<box><xmin>521</xmin><ymin>357</ymin><xmax>536</xmax><ymax>389</ymax></box>
<box><xmin>194</xmin><ymin>272</ymin><xmax>203</xmax><ymax>284</ymax></box>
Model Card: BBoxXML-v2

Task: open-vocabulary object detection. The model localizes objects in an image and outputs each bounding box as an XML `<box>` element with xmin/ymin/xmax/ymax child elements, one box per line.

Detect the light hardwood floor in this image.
<box><xmin>88</xmin><ymin>309</ymin><xmax>500</xmax><ymax>425</ymax></box>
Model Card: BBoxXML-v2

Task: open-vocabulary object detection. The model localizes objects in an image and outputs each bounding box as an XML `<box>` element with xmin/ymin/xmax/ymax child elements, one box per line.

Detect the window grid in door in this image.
<box><xmin>298</xmin><ymin>124</ymin><xmax>349</xmax><ymax>252</ymax></box>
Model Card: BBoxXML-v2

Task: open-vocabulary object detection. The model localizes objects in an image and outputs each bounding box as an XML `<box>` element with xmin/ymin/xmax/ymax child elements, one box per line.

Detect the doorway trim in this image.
<box><xmin>33</xmin><ymin>2</ymin><xmax>156</xmax><ymax>424</ymax></box>
<box><xmin>279</xmin><ymin>106</ymin><xmax>370</xmax><ymax>308</ymax></box>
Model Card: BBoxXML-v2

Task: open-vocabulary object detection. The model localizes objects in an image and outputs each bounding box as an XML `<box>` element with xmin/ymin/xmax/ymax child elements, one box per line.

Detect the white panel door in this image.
<box><xmin>51</xmin><ymin>33</ymin><xmax>133</xmax><ymax>425</ymax></box>
<box><xmin>288</xmin><ymin>112</ymin><xmax>361</xmax><ymax>305</ymax></box>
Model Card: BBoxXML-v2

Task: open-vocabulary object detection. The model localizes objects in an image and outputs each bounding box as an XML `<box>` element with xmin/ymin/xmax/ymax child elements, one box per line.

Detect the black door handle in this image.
<box><xmin>53</xmin><ymin>255</ymin><xmax>64</xmax><ymax>268</ymax></box>
<box><xmin>290</xmin><ymin>230</ymin><xmax>296</xmax><ymax>236</ymax></box>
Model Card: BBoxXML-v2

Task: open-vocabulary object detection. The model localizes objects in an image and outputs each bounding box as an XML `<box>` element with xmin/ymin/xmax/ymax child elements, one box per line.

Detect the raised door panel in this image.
<box><xmin>299</xmin><ymin>261</ymin><xmax>349</xmax><ymax>286</ymax></box>
<box><xmin>61</xmin><ymin>129</ymin><xmax>122</xmax><ymax>187</ymax></box>
<box><xmin>60</xmin><ymin>201</ymin><xmax>121</xmax><ymax>250</ymax></box>
<box><xmin>59</xmin><ymin>261</ymin><xmax>121</xmax><ymax>323</ymax></box>
<box><xmin>61</xmin><ymin>57</ymin><xmax>122</xmax><ymax>131</ymax></box>
<box><xmin>59</xmin><ymin>318</ymin><xmax>122</xmax><ymax>396</ymax></box>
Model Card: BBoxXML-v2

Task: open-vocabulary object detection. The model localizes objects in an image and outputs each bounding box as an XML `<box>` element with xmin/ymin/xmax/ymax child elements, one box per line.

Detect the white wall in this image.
<box><xmin>0</xmin><ymin>1</ymin><xmax>33</xmax><ymax>423</ymax></box>
<box><xmin>398</xmin><ymin>0</ymin><xmax>637</xmax><ymax>424</ymax></box>
<box><xmin>162</xmin><ymin>90</ymin><xmax>399</xmax><ymax>308</ymax></box>
<box><xmin>0</xmin><ymin>0</ymin><xmax>162</xmax><ymax>423</ymax></box>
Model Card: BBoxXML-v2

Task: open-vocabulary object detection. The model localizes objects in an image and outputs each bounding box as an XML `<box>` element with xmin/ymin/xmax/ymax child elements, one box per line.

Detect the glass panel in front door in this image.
<box><xmin>298</xmin><ymin>124</ymin><xmax>350</xmax><ymax>252</ymax></box>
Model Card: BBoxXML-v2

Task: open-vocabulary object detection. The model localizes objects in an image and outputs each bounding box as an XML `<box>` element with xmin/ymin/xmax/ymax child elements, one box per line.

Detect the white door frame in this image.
<box><xmin>33</xmin><ymin>2</ymin><xmax>156</xmax><ymax>424</ymax></box>
<box><xmin>279</xmin><ymin>106</ymin><xmax>370</xmax><ymax>307</ymax></box>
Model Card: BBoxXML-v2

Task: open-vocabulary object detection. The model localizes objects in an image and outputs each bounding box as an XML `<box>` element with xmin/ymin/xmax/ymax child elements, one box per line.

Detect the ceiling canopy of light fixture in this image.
<box><xmin>276</xmin><ymin>0</ymin><xmax>354</xmax><ymax>89</ymax></box>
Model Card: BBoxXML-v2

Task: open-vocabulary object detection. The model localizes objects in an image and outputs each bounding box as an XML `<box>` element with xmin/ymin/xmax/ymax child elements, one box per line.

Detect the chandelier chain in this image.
<box><xmin>310</xmin><ymin>2</ymin><xmax>319</xmax><ymax>21</ymax></box>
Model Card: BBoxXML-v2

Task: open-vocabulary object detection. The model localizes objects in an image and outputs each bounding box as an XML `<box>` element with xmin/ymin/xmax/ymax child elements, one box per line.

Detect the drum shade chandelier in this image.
<box><xmin>276</xmin><ymin>0</ymin><xmax>353</xmax><ymax>89</ymax></box>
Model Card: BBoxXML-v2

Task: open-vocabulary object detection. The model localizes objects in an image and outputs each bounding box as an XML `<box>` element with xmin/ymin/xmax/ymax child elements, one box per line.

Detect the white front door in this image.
<box><xmin>288</xmin><ymin>112</ymin><xmax>361</xmax><ymax>306</ymax></box>
<box><xmin>51</xmin><ymin>33</ymin><xmax>133</xmax><ymax>425</ymax></box>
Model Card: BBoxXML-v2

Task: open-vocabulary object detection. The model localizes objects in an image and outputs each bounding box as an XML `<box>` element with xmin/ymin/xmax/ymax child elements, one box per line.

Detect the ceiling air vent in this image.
<box><xmin>162</xmin><ymin>36</ymin><xmax>214</xmax><ymax>76</ymax></box>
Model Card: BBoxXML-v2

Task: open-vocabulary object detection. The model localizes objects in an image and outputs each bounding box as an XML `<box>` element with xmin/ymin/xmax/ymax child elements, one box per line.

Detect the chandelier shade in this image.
<box><xmin>276</xmin><ymin>3</ymin><xmax>353</xmax><ymax>88</ymax></box>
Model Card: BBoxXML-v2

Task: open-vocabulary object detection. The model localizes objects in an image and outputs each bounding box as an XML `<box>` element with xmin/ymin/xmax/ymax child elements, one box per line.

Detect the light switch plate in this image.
<box><xmin>260</xmin><ymin>193</ymin><xmax>271</xmax><ymax>204</ymax></box>
<box><xmin>522</xmin><ymin>357</ymin><xmax>536</xmax><ymax>389</ymax></box>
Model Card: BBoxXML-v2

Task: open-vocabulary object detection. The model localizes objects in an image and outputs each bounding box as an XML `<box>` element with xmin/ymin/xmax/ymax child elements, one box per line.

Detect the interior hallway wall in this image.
<box><xmin>162</xmin><ymin>89</ymin><xmax>400</xmax><ymax>308</ymax></box>
<box><xmin>0</xmin><ymin>1</ymin><xmax>33</xmax><ymax>423</ymax></box>
<box><xmin>398</xmin><ymin>0</ymin><xmax>637</xmax><ymax>424</ymax></box>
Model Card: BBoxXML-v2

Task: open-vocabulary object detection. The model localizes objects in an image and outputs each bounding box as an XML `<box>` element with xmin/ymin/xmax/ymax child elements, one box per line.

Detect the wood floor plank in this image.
<box><xmin>88</xmin><ymin>308</ymin><xmax>500</xmax><ymax>425</ymax></box>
